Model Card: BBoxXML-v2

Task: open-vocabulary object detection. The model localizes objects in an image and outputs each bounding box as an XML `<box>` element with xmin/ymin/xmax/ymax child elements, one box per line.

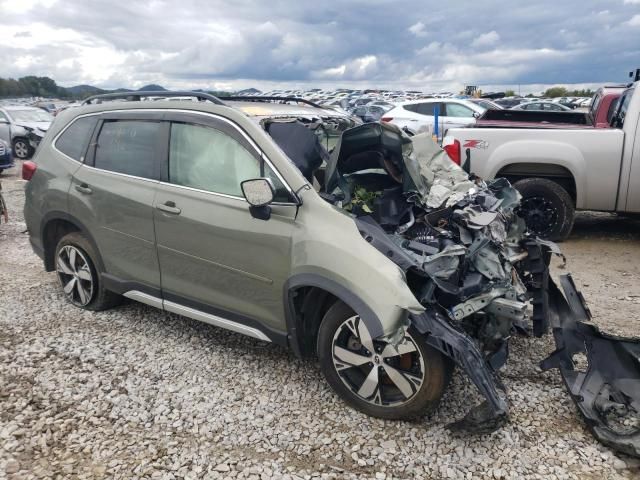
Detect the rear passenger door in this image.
<box><xmin>68</xmin><ymin>112</ymin><xmax>164</xmax><ymax>294</ymax></box>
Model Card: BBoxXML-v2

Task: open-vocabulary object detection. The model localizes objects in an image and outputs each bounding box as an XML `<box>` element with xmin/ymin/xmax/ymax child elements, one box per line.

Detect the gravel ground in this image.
<box><xmin>1</xmin><ymin>162</ymin><xmax>639</xmax><ymax>480</ymax></box>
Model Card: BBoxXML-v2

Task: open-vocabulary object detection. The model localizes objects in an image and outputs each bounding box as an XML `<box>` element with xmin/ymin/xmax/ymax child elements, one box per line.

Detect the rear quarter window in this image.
<box><xmin>55</xmin><ymin>116</ymin><xmax>98</xmax><ymax>162</ymax></box>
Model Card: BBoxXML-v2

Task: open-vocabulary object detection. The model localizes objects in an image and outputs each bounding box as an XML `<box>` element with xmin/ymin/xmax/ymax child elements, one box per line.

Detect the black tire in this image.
<box><xmin>317</xmin><ymin>301</ymin><xmax>449</xmax><ymax>420</ymax></box>
<box><xmin>54</xmin><ymin>232</ymin><xmax>121</xmax><ymax>311</ymax></box>
<box><xmin>12</xmin><ymin>138</ymin><xmax>32</xmax><ymax>160</ymax></box>
<box><xmin>514</xmin><ymin>177</ymin><xmax>575</xmax><ymax>241</ymax></box>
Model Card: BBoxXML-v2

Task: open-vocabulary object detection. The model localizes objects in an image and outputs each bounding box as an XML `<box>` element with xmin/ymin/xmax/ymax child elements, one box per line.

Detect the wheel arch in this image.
<box><xmin>496</xmin><ymin>162</ymin><xmax>577</xmax><ymax>204</ymax></box>
<box><xmin>40</xmin><ymin>212</ymin><xmax>105</xmax><ymax>273</ymax></box>
<box><xmin>283</xmin><ymin>273</ymin><xmax>385</xmax><ymax>359</ymax></box>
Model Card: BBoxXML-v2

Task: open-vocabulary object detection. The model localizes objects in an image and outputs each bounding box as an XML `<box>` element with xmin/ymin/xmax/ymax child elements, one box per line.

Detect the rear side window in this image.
<box><xmin>445</xmin><ymin>103</ymin><xmax>474</xmax><ymax>117</ymax></box>
<box><xmin>55</xmin><ymin>116</ymin><xmax>98</xmax><ymax>162</ymax></box>
<box><xmin>94</xmin><ymin>120</ymin><xmax>161</xmax><ymax>179</ymax></box>
<box><xmin>403</xmin><ymin>103</ymin><xmax>436</xmax><ymax>115</ymax></box>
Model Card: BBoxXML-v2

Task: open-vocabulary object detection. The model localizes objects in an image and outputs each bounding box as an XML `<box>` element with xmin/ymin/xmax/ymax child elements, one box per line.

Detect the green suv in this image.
<box><xmin>23</xmin><ymin>93</ymin><xmax>640</xmax><ymax>454</ymax></box>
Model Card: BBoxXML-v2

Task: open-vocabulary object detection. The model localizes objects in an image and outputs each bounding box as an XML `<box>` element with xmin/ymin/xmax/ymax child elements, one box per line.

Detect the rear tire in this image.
<box><xmin>54</xmin><ymin>232</ymin><xmax>121</xmax><ymax>311</ymax></box>
<box><xmin>317</xmin><ymin>301</ymin><xmax>449</xmax><ymax>420</ymax></box>
<box><xmin>514</xmin><ymin>177</ymin><xmax>575</xmax><ymax>241</ymax></box>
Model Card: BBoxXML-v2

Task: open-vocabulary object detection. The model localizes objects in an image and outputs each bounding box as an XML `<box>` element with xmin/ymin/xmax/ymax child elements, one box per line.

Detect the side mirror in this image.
<box><xmin>473</xmin><ymin>111</ymin><xmax>481</xmax><ymax>119</ymax></box>
<box><xmin>241</xmin><ymin>178</ymin><xmax>275</xmax><ymax>220</ymax></box>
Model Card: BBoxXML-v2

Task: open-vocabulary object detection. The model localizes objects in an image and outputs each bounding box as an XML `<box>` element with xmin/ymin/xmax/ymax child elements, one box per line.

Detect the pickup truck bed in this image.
<box><xmin>476</xmin><ymin>109</ymin><xmax>592</xmax><ymax>129</ymax></box>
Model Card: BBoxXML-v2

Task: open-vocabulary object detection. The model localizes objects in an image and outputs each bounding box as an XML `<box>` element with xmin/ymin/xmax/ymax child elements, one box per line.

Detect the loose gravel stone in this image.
<box><xmin>1</xmin><ymin>165</ymin><xmax>640</xmax><ymax>479</ymax></box>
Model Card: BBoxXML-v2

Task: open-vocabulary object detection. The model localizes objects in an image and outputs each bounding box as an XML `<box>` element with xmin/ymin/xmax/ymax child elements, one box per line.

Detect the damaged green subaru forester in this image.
<box><xmin>23</xmin><ymin>92</ymin><xmax>640</xmax><ymax>457</ymax></box>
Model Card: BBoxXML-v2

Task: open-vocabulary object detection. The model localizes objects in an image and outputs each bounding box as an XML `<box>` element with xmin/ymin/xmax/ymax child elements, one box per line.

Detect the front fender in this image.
<box><xmin>289</xmin><ymin>192</ymin><xmax>424</xmax><ymax>340</ymax></box>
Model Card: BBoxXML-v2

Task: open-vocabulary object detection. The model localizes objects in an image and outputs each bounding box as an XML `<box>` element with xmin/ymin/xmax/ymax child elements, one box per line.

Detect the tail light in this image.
<box><xmin>442</xmin><ymin>137</ymin><xmax>461</xmax><ymax>165</ymax></box>
<box><xmin>22</xmin><ymin>161</ymin><xmax>37</xmax><ymax>181</ymax></box>
<box><xmin>380</xmin><ymin>117</ymin><xmax>393</xmax><ymax>122</ymax></box>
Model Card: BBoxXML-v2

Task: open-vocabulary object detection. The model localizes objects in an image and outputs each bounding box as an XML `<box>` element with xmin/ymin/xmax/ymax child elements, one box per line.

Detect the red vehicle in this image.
<box><xmin>473</xmin><ymin>85</ymin><xmax>624</xmax><ymax>130</ymax></box>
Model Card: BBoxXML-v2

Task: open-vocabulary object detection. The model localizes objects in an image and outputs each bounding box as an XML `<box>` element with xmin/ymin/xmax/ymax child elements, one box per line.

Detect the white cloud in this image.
<box><xmin>627</xmin><ymin>14</ymin><xmax>640</xmax><ymax>26</ymax></box>
<box><xmin>408</xmin><ymin>21</ymin><xmax>427</xmax><ymax>37</ymax></box>
<box><xmin>624</xmin><ymin>0</ymin><xmax>640</xmax><ymax>4</ymax></box>
<box><xmin>471</xmin><ymin>30</ymin><xmax>500</xmax><ymax>48</ymax></box>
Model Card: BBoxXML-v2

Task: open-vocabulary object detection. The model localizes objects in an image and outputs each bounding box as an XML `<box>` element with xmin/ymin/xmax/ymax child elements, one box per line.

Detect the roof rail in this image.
<box><xmin>81</xmin><ymin>91</ymin><xmax>225</xmax><ymax>105</ymax></box>
<box><xmin>223</xmin><ymin>96</ymin><xmax>325</xmax><ymax>109</ymax></box>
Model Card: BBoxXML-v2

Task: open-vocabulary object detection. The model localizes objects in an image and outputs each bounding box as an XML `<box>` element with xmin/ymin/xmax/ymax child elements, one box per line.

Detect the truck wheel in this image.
<box><xmin>317</xmin><ymin>301</ymin><xmax>449</xmax><ymax>420</ymax></box>
<box><xmin>513</xmin><ymin>178</ymin><xmax>575</xmax><ymax>241</ymax></box>
<box><xmin>13</xmin><ymin>138</ymin><xmax>32</xmax><ymax>159</ymax></box>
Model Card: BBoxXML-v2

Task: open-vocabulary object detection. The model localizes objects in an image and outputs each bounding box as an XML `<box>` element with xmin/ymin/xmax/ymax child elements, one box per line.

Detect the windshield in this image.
<box><xmin>8</xmin><ymin>109</ymin><xmax>53</xmax><ymax>123</ymax></box>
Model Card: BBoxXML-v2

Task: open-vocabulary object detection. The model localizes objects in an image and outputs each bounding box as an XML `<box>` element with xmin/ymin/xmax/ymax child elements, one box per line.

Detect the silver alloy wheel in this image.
<box><xmin>56</xmin><ymin>245</ymin><xmax>94</xmax><ymax>307</ymax></box>
<box><xmin>13</xmin><ymin>140</ymin><xmax>29</xmax><ymax>159</ymax></box>
<box><xmin>332</xmin><ymin>316</ymin><xmax>425</xmax><ymax>407</ymax></box>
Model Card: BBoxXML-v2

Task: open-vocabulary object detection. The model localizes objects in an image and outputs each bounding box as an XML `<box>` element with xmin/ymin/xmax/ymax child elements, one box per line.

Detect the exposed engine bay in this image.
<box><xmin>265</xmin><ymin>119</ymin><xmax>640</xmax><ymax>458</ymax></box>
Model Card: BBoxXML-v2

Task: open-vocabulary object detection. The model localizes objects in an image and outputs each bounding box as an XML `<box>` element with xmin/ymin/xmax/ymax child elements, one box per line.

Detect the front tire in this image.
<box><xmin>514</xmin><ymin>177</ymin><xmax>575</xmax><ymax>241</ymax></box>
<box><xmin>55</xmin><ymin>232</ymin><xmax>121</xmax><ymax>311</ymax></box>
<box><xmin>317</xmin><ymin>301</ymin><xmax>449</xmax><ymax>420</ymax></box>
<box><xmin>12</xmin><ymin>138</ymin><xmax>32</xmax><ymax>159</ymax></box>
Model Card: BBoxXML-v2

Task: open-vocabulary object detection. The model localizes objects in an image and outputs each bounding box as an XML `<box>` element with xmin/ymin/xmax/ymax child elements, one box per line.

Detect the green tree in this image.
<box><xmin>504</xmin><ymin>89</ymin><xmax>516</xmax><ymax>97</ymax></box>
<box><xmin>543</xmin><ymin>86</ymin><xmax>569</xmax><ymax>98</ymax></box>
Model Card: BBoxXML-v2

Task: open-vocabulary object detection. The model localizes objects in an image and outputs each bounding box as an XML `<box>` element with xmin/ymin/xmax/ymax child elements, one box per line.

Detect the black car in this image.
<box><xmin>0</xmin><ymin>139</ymin><xmax>14</xmax><ymax>174</ymax></box>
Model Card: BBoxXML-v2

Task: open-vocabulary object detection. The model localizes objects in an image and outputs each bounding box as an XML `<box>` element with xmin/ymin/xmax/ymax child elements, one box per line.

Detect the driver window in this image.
<box><xmin>169</xmin><ymin>122</ymin><xmax>290</xmax><ymax>201</ymax></box>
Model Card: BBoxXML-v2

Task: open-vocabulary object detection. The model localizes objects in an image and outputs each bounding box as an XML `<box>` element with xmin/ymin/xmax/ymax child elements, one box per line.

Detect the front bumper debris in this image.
<box><xmin>541</xmin><ymin>274</ymin><xmax>640</xmax><ymax>458</ymax></box>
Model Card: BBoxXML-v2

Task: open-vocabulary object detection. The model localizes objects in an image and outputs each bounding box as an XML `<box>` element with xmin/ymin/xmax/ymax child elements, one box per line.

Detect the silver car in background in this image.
<box><xmin>0</xmin><ymin>106</ymin><xmax>53</xmax><ymax>159</ymax></box>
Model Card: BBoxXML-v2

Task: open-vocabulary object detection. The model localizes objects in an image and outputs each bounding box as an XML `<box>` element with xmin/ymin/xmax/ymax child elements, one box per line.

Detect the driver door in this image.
<box><xmin>153</xmin><ymin>112</ymin><xmax>297</xmax><ymax>334</ymax></box>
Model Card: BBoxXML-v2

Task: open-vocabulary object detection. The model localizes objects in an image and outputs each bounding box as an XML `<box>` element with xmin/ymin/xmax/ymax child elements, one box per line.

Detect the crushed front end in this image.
<box><xmin>322</xmin><ymin>123</ymin><xmax>640</xmax><ymax>456</ymax></box>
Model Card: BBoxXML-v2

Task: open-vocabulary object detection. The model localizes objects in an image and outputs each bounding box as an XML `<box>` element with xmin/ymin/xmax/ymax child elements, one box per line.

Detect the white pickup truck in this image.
<box><xmin>444</xmin><ymin>81</ymin><xmax>640</xmax><ymax>240</ymax></box>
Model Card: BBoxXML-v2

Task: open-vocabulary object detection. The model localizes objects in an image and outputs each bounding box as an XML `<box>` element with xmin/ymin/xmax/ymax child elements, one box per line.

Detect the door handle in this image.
<box><xmin>75</xmin><ymin>183</ymin><xmax>92</xmax><ymax>195</ymax></box>
<box><xmin>156</xmin><ymin>201</ymin><xmax>181</xmax><ymax>215</ymax></box>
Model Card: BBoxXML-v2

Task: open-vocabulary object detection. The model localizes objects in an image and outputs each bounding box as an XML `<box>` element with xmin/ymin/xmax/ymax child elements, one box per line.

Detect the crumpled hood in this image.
<box><xmin>15</xmin><ymin>122</ymin><xmax>50</xmax><ymax>134</ymax></box>
<box><xmin>325</xmin><ymin>122</ymin><xmax>486</xmax><ymax>209</ymax></box>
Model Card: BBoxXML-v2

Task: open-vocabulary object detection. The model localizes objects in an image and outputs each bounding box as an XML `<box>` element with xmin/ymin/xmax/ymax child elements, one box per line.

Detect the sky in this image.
<box><xmin>2</xmin><ymin>0</ymin><xmax>640</xmax><ymax>94</ymax></box>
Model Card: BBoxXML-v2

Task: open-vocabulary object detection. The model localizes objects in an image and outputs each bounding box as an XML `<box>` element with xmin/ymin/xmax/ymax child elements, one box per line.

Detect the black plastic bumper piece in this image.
<box><xmin>412</xmin><ymin>310</ymin><xmax>509</xmax><ymax>434</ymax></box>
<box><xmin>541</xmin><ymin>274</ymin><xmax>640</xmax><ymax>458</ymax></box>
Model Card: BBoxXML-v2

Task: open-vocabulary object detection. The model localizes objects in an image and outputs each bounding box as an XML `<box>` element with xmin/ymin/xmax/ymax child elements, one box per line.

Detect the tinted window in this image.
<box><xmin>403</xmin><ymin>103</ymin><xmax>436</xmax><ymax>115</ymax></box>
<box><xmin>445</xmin><ymin>103</ymin><xmax>474</xmax><ymax>117</ymax></box>
<box><xmin>169</xmin><ymin>122</ymin><xmax>290</xmax><ymax>201</ymax></box>
<box><xmin>55</xmin><ymin>116</ymin><xmax>98</xmax><ymax>161</ymax></box>
<box><xmin>590</xmin><ymin>92</ymin><xmax>602</xmax><ymax>117</ymax></box>
<box><xmin>94</xmin><ymin>120</ymin><xmax>161</xmax><ymax>179</ymax></box>
<box><xmin>607</xmin><ymin>98</ymin><xmax>620</xmax><ymax>125</ymax></box>
<box><xmin>613</xmin><ymin>88</ymin><xmax>634</xmax><ymax>128</ymax></box>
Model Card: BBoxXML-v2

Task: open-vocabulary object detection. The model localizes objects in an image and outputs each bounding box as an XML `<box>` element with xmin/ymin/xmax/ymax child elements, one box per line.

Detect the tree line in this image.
<box><xmin>0</xmin><ymin>76</ymin><xmax>73</xmax><ymax>98</ymax></box>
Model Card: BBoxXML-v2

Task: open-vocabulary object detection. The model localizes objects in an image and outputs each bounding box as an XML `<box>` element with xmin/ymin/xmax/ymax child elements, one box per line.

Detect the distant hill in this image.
<box><xmin>138</xmin><ymin>84</ymin><xmax>167</xmax><ymax>92</ymax></box>
<box><xmin>66</xmin><ymin>84</ymin><xmax>106</xmax><ymax>96</ymax></box>
<box><xmin>237</xmin><ymin>87</ymin><xmax>261</xmax><ymax>95</ymax></box>
<box><xmin>0</xmin><ymin>75</ymin><xmax>239</xmax><ymax>99</ymax></box>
